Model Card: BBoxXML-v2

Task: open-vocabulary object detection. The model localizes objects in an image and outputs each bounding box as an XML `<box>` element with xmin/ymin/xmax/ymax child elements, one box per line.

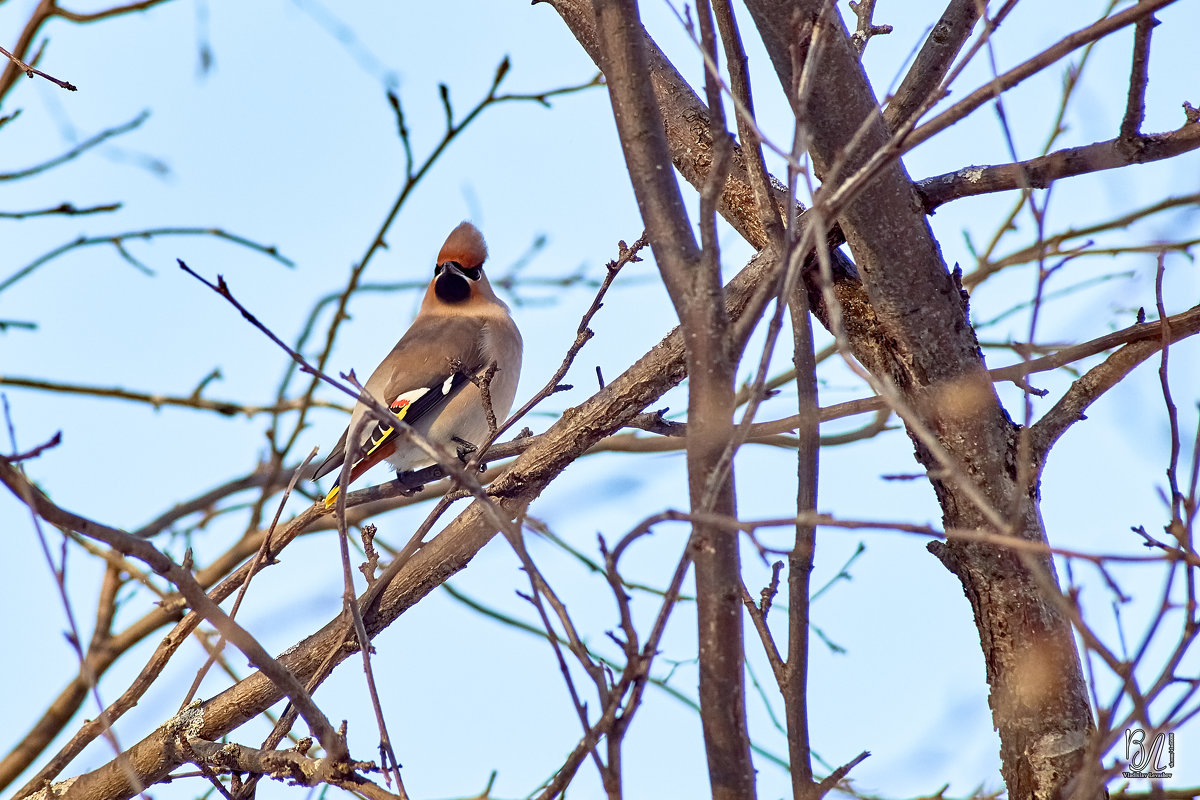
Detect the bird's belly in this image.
<box><xmin>383</xmin><ymin>376</ymin><xmax>517</xmax><ymax>473</ymax></box>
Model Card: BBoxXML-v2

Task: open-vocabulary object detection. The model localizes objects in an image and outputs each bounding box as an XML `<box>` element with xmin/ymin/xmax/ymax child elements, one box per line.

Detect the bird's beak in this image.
<box><xmin>433</xmin><ymin>261</ymin><xmax>476</xmax><ymax>303</ymax></box>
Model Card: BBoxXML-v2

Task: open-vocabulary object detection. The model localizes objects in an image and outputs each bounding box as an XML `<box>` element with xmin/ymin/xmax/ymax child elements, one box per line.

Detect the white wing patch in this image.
<box><xmin>361</xmin><ymin>386</ymin><xmax>433</xmax><ymax>458</ymax></box>
<box><xmin>393</xmin><ymin>387</ymin><xmax>432</xmax><ymax>407</ymax></box>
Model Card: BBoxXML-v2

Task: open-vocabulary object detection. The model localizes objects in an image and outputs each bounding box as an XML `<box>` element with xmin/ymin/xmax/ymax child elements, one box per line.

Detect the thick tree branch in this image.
<box><xmin>539</xmin><ymin>0</ymin><xmax>896</xmax><ymax>405</ymax></box>
<box><xmin>712</xmin><ymin>0</ymin><xmax>784</xmax><ymax>254</ymax></box>
<box><xmin>734</xmin><ymin>2</ymin><xmax>1103</xmax><ymax>799</ymax></box>
<box><xmin>589</xmin><ymin>0</ymin><xmax>700</xmax><ymax>291</ymax></box>
<box><xmin>882</xmin><ymin>0</ymin><xmax>982</xmax><ymax>131</ymax></box>
<box><xmin>541</xmin><ymin>0</ymin><xmax>788</xmax><ymax>251</ymax></box>
<box><xmin>590</xmin><ymin>2</ymin><xmax>754</xmax><ymax>799</ymax></box>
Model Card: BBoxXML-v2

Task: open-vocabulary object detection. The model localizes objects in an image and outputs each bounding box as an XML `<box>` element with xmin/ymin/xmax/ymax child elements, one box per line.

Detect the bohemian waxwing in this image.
<box><xmin>313</xmin><ymin>221</ymin><xmax>522</xmax><ymax>505</ymax></box>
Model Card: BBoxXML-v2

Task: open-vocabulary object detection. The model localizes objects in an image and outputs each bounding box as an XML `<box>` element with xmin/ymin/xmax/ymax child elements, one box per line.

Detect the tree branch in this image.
<box><xmin>0</xmin><ymin>112</ymin><xmax>147</xmax><ymax>181</ymax></box>
<box><xmin>0</xmin><ymin>202</ymin><xmax>121</xmax><ymax>219</ymax></box>
<box><xmin>1030</xmin><ymin>303</ymin><xmax>1200</xmax><ymax>464</ymax></box>
<box><xmin>590</xmin><ymin>2</ymin><xmax>754</xmax><ymax>798</ymax></box>
<box><xmin>176</xmin><ymin>737</ymin><xmax>383</xmax><ymax>794</ymax></box>
<box><xmin>785</xmin><ymin>283</ymin><xmax>820</xmax><ymax>800</ymax></box>
<box><xmin>734</xmin><ymin>2</ymin><xmax>1104</xmax><ymax>798</ymax></box>
<box><xmin>0</xmin><ymin>375</ymin><xmax>346</xmax><ymax>419</ymax></box>
<box><xmin>917</xmin><ymin>122</ymin><xmax>1200</xmax><ymax>211</ymax></box>
<box><xmin>882</xmin><ymin>0</ymin><xmax>982</xmax><ymax>131</ymax></box>
<box><xmin>0</xmin><ymin>227</ymin><xmax>292</xmax><ymax>296</ymax></box>
<box><xmin>1119</xmin><ymin>13</ymin><xmax>1158</xmax><ymax>142</ymax></box>
<box><xmin>0</xmin><ymin>464</ymin><xmax>350</xmax><ymax>774</ymax></box>
<box><xmin>904</xmin><ymin>0</ymin><xmax>1179</xmax><ymax>152</ymax></box>
<box><xmin>0</xmin><ymin>41</ymin><xmax>76</xmax><ymax>93</ymax></box>
<box><xmin>32</xmin><ymin>160</ymin><xmax>823</xmax><ymax>800</ymax></box>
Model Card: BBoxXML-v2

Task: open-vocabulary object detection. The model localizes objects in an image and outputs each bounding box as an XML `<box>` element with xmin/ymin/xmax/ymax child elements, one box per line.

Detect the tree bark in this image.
<box><xmin>741</xmin><ymin>4</ymin><xmax>1099</xmax><ymax>799</ymax></box>
<box><xmin>589</xmin><ymin>1</ymin><xmax>757</xmax><ymax>796</ymax></box>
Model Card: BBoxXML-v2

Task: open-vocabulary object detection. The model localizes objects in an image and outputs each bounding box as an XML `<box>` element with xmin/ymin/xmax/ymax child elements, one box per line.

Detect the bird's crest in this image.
<box><xmin>437</xmin><ymin>221</ymin><xmax>488</xmax><ymax>268</ymax></box>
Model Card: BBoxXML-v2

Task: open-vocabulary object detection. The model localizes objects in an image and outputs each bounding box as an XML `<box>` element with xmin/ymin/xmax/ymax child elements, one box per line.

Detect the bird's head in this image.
<box><xmin>432</xmin><ymin>221</ymin><xmax>492</xmax><ymax>305</ymax></box>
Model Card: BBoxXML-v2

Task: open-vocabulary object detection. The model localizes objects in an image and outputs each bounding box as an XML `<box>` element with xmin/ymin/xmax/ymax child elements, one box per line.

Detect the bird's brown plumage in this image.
<box><xmin>437</xmin><ymin>220</ymin><xmax>488</xmax><ymax>267</ymax></box>
<box><xmin>313</xmin><ymin>221</ymin><xmax>522</xmax><ymax>505</ymax></box>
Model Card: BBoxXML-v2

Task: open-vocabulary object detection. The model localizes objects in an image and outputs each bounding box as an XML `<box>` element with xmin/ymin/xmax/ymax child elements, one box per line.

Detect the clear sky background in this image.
<box><xmin>2</xmin><ymin>1</ymin><xmax>1198</xmax><ymax>798</ymax></box>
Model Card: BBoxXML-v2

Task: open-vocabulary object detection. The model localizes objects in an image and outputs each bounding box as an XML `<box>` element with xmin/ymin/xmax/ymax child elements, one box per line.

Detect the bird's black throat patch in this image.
<box><xmin>434</xmin><ymin>272</ymin><xmax>471</xmax><ymax>303</ymax></box>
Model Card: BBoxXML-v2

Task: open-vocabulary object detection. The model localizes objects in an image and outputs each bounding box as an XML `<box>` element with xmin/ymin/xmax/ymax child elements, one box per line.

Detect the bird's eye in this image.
<box><xmin>460</xmin><ymin>266</ymin><xmax>482</xmax><ymax>281</ymax></box>
<box><xmin>434</xmin><ymin>263</ymin><xmax>445</xmax><ymax>276</ymax></box>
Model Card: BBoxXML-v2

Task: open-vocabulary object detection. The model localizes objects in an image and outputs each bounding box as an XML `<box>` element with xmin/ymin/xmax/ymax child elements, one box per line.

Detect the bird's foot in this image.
<box><xmin>451</xmin><ymin>436</ymin><xmax>477</xmax><ymax>462</ymax></box>
<box><xmin>393</xmin><ymin>471</ymin><xmax>425</xmax><ymax>495</ymax></box>
<box><xmin>451</xmin><ymin>436</ymin><xmax>487</xmax><ymax>473</ymax></box>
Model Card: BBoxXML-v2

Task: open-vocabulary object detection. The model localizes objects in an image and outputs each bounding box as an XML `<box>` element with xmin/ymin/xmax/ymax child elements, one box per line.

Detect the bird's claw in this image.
<box><xmin>451</xmin><ymin>436</ymin><xmax>478</xmax><ymax>463</ymax></box>
<box><xmin>393</xmin><ymin>471</ymin><xmax>424</xmax><ymax>495</ymax></box>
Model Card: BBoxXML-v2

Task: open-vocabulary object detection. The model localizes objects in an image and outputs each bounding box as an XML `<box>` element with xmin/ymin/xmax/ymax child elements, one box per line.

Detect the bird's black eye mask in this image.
<box><xmin>434</xmin><ymin>261</ymin><xmax>482</xmax><ymax>281</ymax></box>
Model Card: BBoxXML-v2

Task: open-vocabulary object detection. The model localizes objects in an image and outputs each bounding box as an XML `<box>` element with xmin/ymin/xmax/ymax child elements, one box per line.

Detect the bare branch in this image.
<box><xmin>52</xmin><ymin>0</ymin><xmax>175</xmax><ymax>24</ymax></box>
<box><xmin>917</xmin><ymin>122</ymin><xmax>1200</xmax><ymax>211</ymax></box>
<box><xmin>174</xmin><ymin>734</ymin><xmax>402</xmax><ymax>799</ymax></box>
<box><xmin>1030</xmin><ymin>303</ymin><xmax>1200</xmax><ymax>462</ymax></box>
<box><xmin>0</xmin><ymin>42</ymin><xmax>76</xmax><ymax>91</ymax></box>
<box><xmin>847</xmin><ymin>0</ymin><xmax>892</xmax><ymax>56</ymax></box>
<box><xmin>883</xmin><ymin>0</ymin><xmax>982</xmax><ymax>131</ymax></box>
<box><xmin>1119</xmin><ymin>13</ymin><xmax>1159</xmax><ymax>142</ymax></box>
<box><xmin>815</xmin><ymin>750</ymin><xmax>871</xmax><ymax>797</ymax></box>
<box><xmin>904</xmin><ymin>0</ymin><xmax>1178</xmax><ymax>151</ymax></box>
<box><xmin>0</xmin><ymin>375</ymin><xmax>346</xmax><ymax>418</ymax></box>
<box><xmin>591</xmin><ymin>3</ymin><xmax>756</xmax><ymax>797</ymax></box>
<box><xmin>0</xmin><ymin>227</ymin><xmax>292</xmax><ymax>295</ymax></box>
<box><xmin>970</xmin><ymin>192</ymin><xmax>1200</xmax><ymax>281</ymax></box>
<box><xmin>0</xmin><ymin>112</ymin><xmax>148</xmax><ymax>181</ymax></box>
<box><xmin>0</xmin><ymin>463</ymin><xmax>350</xmax><ymax>769</ymax></box>
<box><xmin>0</xmin><ymin>202</ymin><xmax>121</xmax><ymax>219</ymax></box>
<box><xmin>0</xmin><ymin>0</ymin><xmax>179</xmax><ymax>101</ymax></box>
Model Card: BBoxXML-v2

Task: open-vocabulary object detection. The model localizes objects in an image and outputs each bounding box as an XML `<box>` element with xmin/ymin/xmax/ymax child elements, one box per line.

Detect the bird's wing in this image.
<box><xmin>346</xmin><ymin>372</ymin><xmax>472</xmax><ymax>476</ymax></box>
<box><xmin>312</xmin><ymin>315</ymin><xmax>487</xmax><ymax>483</ymax></box>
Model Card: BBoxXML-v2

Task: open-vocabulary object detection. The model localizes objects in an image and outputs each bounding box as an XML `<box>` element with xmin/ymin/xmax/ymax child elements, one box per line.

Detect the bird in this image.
<box><xmin>313</xmin><ymin>221</ymin><xmax>523</xmax><ymax>507</ymax></box>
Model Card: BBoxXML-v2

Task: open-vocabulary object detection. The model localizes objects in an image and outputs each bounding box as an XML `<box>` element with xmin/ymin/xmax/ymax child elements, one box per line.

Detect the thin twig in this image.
<box><xmin>1</xmin><ymin>227</ymin><xmax>292</xmax><ymax>295</ymax></box>
<box><xmin>847</xmin><ymin>0</ymin><xmax>892</xmax><ymax>56</ymax></box>
<box><xmin>0</xmin><ymin>113</ymin><xmax>147</xmax><ymax>181</ymax></box>
<box><xmin>0</xmin><ymin>42</ymin><xmax>75</xmax><ymax>90</ymax></box>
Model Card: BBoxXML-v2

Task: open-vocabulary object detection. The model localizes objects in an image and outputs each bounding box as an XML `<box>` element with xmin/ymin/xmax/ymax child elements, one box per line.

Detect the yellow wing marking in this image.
<box><xmin>322</xmin><ymin>396</ymin><xmax>415</xmax><ymax>509</ymax></box>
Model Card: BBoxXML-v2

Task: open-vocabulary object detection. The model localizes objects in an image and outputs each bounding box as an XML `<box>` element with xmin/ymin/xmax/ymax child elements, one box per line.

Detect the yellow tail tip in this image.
<box><xmin>323</xmin><ymin>486</ymin><xmax>340</xmax><ymax>509</ymax></box>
